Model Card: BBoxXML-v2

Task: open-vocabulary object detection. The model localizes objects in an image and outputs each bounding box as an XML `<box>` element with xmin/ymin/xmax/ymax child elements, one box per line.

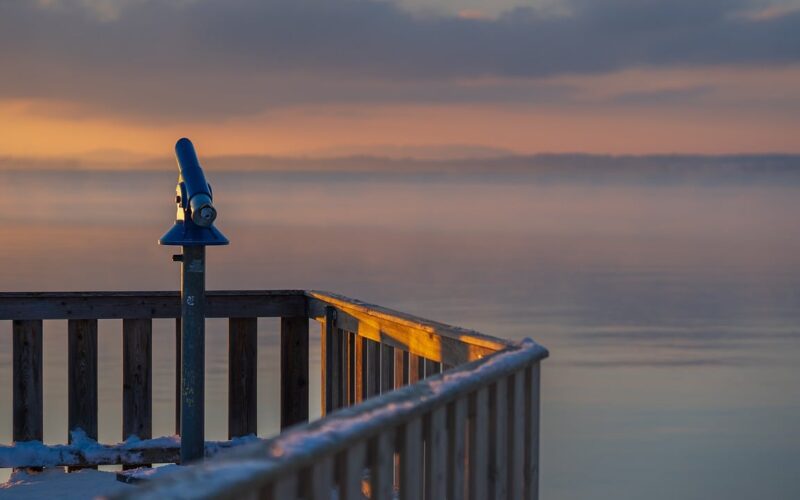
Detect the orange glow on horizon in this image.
<box><xmin>2</xmin><ymin>66</ymin><xmax>800</xmax><ymax>159</ymax></box>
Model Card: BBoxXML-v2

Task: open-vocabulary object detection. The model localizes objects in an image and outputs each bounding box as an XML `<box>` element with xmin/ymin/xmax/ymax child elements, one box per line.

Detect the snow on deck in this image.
<box><xmin>0</xmin><ymin>431</ymin><xmax>260</xmax><ymax>469</ymax></box>
<box><xmin>0</xmin><ymin>468</ymin><xmax>132</xmax><ymax>499</ymax></box>
<box><xmin>0</xmin><ymin>433</ymin><xmax>261</xmax><ymax>498</ymax></box>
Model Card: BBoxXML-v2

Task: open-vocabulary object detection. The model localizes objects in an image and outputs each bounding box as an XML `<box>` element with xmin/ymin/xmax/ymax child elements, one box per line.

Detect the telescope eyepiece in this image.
<box><xmin>189</xmin><ymin>193</ymin><xmax>217</xmax><ymax>227</ymax></box>
<box><xmin>194</xmin><ymin>205</ymin><xmax>217</xmax><ymax>227</ymax></box>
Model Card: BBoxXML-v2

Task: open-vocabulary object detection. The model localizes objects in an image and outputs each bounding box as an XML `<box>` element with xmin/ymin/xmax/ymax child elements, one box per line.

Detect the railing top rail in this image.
<box><xmin>0</xmin><ymin>290</ymin><xmax>305</xmax><ymax>298</ymax></box>
<box><xmin>306</xmin><ymin>290</ymin><xmax>514</xmax><ymax>351</ymax></box>
<box><xmin>0</xmin><ymin>289</ymin><xmax>517</xmax><ymax>362</ymax></box>
<box><xmin>115</xmin><ymin>339</ymin><xmax>548</xmax><ymax>499</ymax></box>
<box><xmin>0</xmin><ymin>290</ymin><xmax>307</xmax><ymax>320</ymax></box>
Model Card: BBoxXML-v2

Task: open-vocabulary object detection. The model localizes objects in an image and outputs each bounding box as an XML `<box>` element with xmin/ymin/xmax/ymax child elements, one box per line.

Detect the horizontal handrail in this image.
<box><xmin>308</xmin><ymin>290</ymin><xmax>511</xmax><ymax>365</ymax></box>
<box><xmin>0</xmin><ymin>290</ymin><xmax>307</xmax><ymax>320</ymax></box>
<box><xmin>0</xmin><ymin>291</ymin><xmax>511</xmax><ymax>359</ymax></box>
<box><xmin>114</xmin><ymin>339</ymin><xmax>548</xmax><ymax>499</ymax></box>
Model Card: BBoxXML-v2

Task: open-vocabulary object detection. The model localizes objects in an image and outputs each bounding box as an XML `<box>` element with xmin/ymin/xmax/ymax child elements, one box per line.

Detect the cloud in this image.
<box><xmin>0</xmin><ymin>0</ymin><xmax>798</xmax><ymax>120</ymax></box>
<box><xmin>609</xmin><ymin>86</ymin><xmax>715</xmax><ymax>106</ymax></box>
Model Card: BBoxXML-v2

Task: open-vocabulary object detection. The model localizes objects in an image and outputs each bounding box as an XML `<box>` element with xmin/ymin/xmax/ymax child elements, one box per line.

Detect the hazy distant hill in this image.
<box><xmin>1</xmin><ymin>153</ymin><xmax>799</xmax><ymax>184</ymax></box>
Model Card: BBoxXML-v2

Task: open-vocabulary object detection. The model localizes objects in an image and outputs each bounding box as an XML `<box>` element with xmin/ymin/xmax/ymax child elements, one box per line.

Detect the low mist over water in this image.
<box><xmin>1</xmin><ymin>157</ymin><xmax>799</xmax><ymax>499</ymax></box>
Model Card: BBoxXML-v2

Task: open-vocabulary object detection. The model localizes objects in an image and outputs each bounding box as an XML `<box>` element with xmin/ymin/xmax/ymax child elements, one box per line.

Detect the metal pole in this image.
<box><xmin>180</xmin><ymin>245</ymin><xmax>205</xmax><ymax>463</ymax></box>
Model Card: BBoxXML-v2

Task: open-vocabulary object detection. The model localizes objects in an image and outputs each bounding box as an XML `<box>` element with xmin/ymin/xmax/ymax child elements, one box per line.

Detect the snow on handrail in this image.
<box><xmin>113</xmin><ymin>339</ymin><xmax>548</xmax><ymax>499</ymax></box>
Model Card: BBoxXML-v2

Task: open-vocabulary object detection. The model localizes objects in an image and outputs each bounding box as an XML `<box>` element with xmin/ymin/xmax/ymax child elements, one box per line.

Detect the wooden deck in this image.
<box><xmin>0</xmin><ymin>290</ymin><xmax>548</xmax><ymax>499</ymax></box>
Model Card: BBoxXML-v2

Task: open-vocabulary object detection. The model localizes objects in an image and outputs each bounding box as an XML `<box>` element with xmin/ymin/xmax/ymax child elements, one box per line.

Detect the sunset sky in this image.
<box><xmin>1</xmin><ymin>0</ymin><xmax>799</xmax><ymax>158</ymax></box>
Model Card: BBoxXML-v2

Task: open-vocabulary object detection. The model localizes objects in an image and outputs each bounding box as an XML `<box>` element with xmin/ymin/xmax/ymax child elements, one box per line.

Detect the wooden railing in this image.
<box><xmin>0</xmin><ymin>290</ymin><xmax>548</xmax><ymax>499</ymax></box>
<box><xmin>0</xmin><ymin>290</ymin><xmax>308</xmax><ymax>467</ymax></box>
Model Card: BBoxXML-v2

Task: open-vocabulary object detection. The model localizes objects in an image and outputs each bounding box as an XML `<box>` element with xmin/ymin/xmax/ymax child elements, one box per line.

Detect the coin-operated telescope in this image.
<box><xmin>159</xmin><ymin>138</ymin><xmax>228</xmax><ymax>464</ymax></box>
<box><xmin>159</xmin><ymin>137</ymin><xmax>229</xmax><ymax>246</ymax></box>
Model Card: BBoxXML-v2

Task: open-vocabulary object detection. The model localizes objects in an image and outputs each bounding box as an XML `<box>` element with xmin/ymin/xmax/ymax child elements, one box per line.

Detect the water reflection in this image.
<box><xmin>0</xmin><ymin>169</ymin><xmax>798</xmax><ymax>499</ymax></box>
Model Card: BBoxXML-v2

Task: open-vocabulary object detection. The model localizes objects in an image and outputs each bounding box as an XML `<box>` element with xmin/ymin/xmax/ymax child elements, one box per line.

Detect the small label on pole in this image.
<box><xmin>187</xmin><ymin>260</ymin><xmax>204</xmax><ymax>273</ymax></box>
<box><xmin>186</xmin><ymin>295</ymin><xmax>195</xmax><ymax>306</ymax></box>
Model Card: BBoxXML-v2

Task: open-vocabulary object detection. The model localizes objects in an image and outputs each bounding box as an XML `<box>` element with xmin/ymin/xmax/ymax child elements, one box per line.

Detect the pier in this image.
<box><xmin>0</xmin><ymin>289</ymin><xmax>547</xmax><ymax>498</ymax></box>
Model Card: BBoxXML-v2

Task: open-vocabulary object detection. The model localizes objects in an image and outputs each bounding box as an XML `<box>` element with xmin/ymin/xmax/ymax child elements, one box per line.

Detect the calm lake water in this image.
<box><xmin>0</xmin><ymin>166</ymin><xmax>799</xmax><ymax>499</ymax></box>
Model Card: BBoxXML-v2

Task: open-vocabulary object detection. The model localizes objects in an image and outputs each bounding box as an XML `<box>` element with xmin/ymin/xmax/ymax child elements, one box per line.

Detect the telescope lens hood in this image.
<box><xmin>193</xmin><ymin>205</ymin><xmax>217</xmax><ymax>226</ymax></box>
<box><xmin>189</xmin><ymin>194</ymin><xmax>217</xmax><ymax>227</ymax></box>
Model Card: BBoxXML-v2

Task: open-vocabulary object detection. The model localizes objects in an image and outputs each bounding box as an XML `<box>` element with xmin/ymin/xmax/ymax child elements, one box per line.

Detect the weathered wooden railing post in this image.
<box><xmin>68</xmin><ymin>319</ymin><xmax>98</xmax><ymax>471</ymax></box>
<box><xmin>228</xmin><ymin>317</ymin><xmax>257</xmax><ymax>438</ymax></box>
<box><xmin>13</xmin><ymin>320</ymin><xmax>43</xmax><ymax>445</ymax></box>
<box><xmin>323</xmin><ymin>306</ymin><xmax>339</xmax><ymax>414</ymax></box>
<box><xmin>280</xmin><ymin>316</ymin><xmax>309</xmax><ymax>429</ymax></box>
<box><xmin>175</xmin><ymin>318</ymin><xmax>182</xmax><ymax>436</ymax></box>
<box><xmin>159</xmin><ymin>138</ymin><xmax>229</xmax><ymax>463</ymax></box>
<box><xmin>122</xmin><ymin>318</ymin><xmax>152</xmax><ymax>469</ymax></box>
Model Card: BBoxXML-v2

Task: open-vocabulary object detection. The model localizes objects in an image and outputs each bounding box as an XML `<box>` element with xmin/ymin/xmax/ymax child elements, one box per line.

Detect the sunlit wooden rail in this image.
<box><xmin>0</xmin><ymin>290</ymin><xmax>548</xmax><ymax>499</ymax></box>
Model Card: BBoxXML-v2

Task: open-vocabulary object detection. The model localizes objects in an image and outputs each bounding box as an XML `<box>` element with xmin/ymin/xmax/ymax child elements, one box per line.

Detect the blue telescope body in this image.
<box><xmin>159</xmin><ymin>138</ymin><xmax>229</xmax><ymax>246</ymax></box>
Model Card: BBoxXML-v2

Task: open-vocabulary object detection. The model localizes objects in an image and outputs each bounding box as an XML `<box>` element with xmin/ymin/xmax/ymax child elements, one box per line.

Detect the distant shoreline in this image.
<box><xmin>1</xmin><ymin>153</ymin><xmax>799</xmax><ymax>178</ymax></box>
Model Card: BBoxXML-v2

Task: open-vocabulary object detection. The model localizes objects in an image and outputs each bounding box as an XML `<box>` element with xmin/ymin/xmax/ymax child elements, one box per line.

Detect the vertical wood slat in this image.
<box><xmin>490</xmin><ymin>378</ymin><xmax>508</xmax><ymax>500</ymax></box>
<box><xmin>509</xmin><ymin>370</ymin><xmax>526</xmax><ymax>499</ymax></box>
<box><xmin>345</xmin><ymin>330</ymin><xmax>355</xmax><ymax>406</ymax></box>
<box><xmin>268</xmin><ymin>473</ymin><xmax>299</xmax><ymax>500</ymax></box>
<box><xmin>342</xmin><ymin>441</ymin><xmax>367</xmax><ymax>500</ymax></box>
<box><xmin>370</xmin><ymin>430</ymin><xmax>395</xmax><ymax>500</ymax></box>
<box><xmin>469</xmin><ymin>388</ymin><xmax>489</xmax><ymax>500</ymax></box>
<box><xmin>394</xmin><ymin>349</ymin><xmax>407</xmax><ymax>389</ymax></box>
<box><xmin>281</xmin><ymin>316</ymin><xmax>309</xmax><ymax>429</ymax></box>
<box><xmin>425</xmin><ymin>407</ymin><xmax>447</xmax><ymax>500</ymax></box>
<box><xmin>122</xmin><ymin>319</ymin><xmax>152</xmax><ymax>440</ymax></box>
<box><xmin>68</xmin><ymin>319</ymin><xmax>98</xmax><ymax>458</ymax></box>
<box><xmin>323</xmin><ymin>307</ymin><xmax>339</xmax><ymax>414</ymax></box>
<box><xmin>424</xmin><ymin>359</ymin><xmax>441</xmax><ymax>378</ymax></box>
<box><xmin>366</xmin><ymin>339</ymin><xmax>381</xmax><ymax>399</ymax></box>
<box><xmin>13</xmin><ymin>320</ymin><xmax>43</xmax><ymax>443</ymax></box>
<box><xmin>400</xmin><ymin>418</ymin><xmax>423</xmax><ymax>500</ymax></box>
<box><xmin>408</xmin><ymin>354</ymin><xmax>423</xmax><ymax>384</ymax></box>
<box><xmin>320</xmin><ymin>315</ymin><xmax>327</xmax><ymax>414</ymax></box>
<box><xmin>354</xmin><ymin>334</ymin><xmax>364</xmax><ymax>404</ymax></box>
<box><xmin>380</xmin><ymin>344</ymin><xmax>394</xmax><ymax>394</ymax></box>
<box><xmin>311</xmin><ymin>455</ymin><xmax>335</xmax><ymax>500</ymax></box>
<box><xmin>123</xmin><ymin>318</ymin><xmax>152</xmax><ymax>470</ymax></box>
<box><xmin>341</xmin><ymin>331</ymin><xmax>349</xmax><ymax>406</ymax></box>
<box><xmin>175</xmin><ymin>318</ymin><xmax>181</xmax><ymax>435</ymax></box>
<box><xmin>392</xmin><ymin>349</ymin><xmax>407</xmax><ymax>492</ymax></box>
<box><xmin>447</xmin><ymin>398</ymin><xmax>467</xmax><ymax>500</ymax></box>
<box><xmin>525</xmin><ymin>363</ymin><xmax>541</xmax><ymax>500</ymax></box>
<box><xmin>229</xmin><ymin>317</ymin><xmax>258</xmax><ymax>438</ymax></box>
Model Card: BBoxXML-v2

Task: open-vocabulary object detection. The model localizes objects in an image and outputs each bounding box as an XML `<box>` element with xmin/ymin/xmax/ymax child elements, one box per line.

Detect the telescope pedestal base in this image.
<box><xmin>180</xmin><ymin>245</ymin><xmax>206</xmax><ymax>464</ymax></box>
